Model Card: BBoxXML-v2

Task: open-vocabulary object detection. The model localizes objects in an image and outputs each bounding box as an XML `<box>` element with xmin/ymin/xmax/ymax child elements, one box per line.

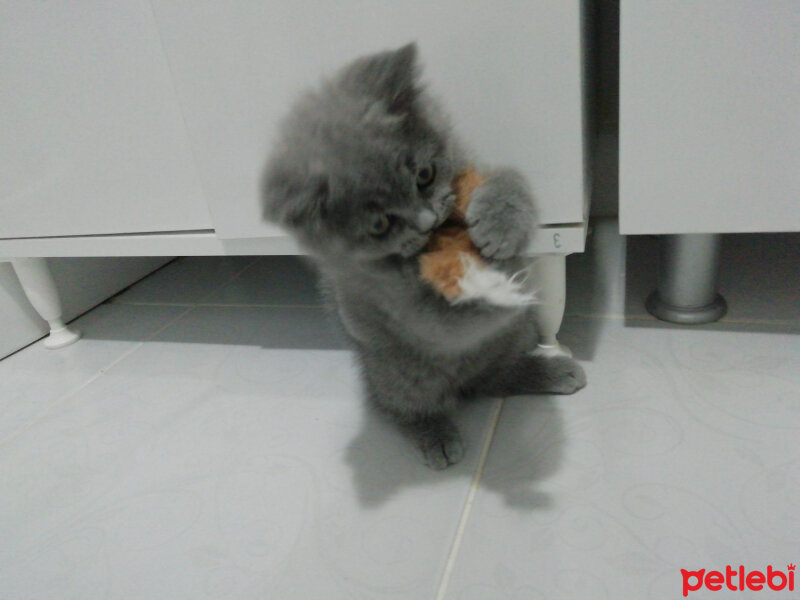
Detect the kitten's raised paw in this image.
<box><xmin>539</xmin><ymin>356</ymin><xmax>587</xmax><ymax>395</ymax></box>
<box><xmin>464</xmin><ymin>170</ymin><xmax>535</xmax><ymax>261</ymax></box>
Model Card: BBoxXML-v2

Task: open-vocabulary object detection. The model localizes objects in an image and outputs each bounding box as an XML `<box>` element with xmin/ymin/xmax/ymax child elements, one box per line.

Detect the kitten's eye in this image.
<box><xmin>416</xmin><ymin>163</ymin><xmax>437</xmax><ymax>190</ymax></box>
<box><xmin>368</xmin><ymin>214</ymin><xmax>392</xmax><ymax>236</ymax></box>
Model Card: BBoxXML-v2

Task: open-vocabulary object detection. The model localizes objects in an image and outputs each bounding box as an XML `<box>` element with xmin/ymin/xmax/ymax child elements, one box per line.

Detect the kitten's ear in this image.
<box><xmin>262</xmin><ymin>164</ymin><xmax>329</xmax><ymax>230</ymax></box>
<box><xmin>340</xmin><ymin>42</ymin><xmax>420</xmax><ymax>114</ymax></box>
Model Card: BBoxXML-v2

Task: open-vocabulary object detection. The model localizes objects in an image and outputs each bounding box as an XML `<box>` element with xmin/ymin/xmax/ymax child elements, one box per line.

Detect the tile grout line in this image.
<box><xmin>110</xmin><ymin>255</ymin><xmax>260</xmax><ymax>308</ymax></box>
<box><xmin>0</xmin><ymin>306</ymin><xmax>195</xmax><ymax>448</ymax></box>
<box><xmin>110</xmin><ymin>300</ymin><xmax>325</xmax><ymax>309</ymax></box>
<box><xmin>2</xmin><ymin>258</ymin><xmax>260</xmax><ymax>445</ymax></box>
<box><xmin>434</xmin><ymin>397</ymin><xmax>505</xmax><ymax>600</ymax></box>
<box><xmin>190</xmin><ymin>256</ymin><xmax>263</xmax><ymax>304</ymax></box>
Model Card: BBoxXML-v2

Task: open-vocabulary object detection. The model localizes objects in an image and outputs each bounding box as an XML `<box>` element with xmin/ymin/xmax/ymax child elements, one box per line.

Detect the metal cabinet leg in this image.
<box><xmin>531</xmin><ymin>253</ymin><xmax>572</xmax><ymax>357</ymax></box>
<box><xmin>11</xmin><ymin>257</ymin><xmax>81</xmax><ymax>349</ymax></box>
<box><xmin>646</xmin><ymin>234</ymin><xmax>727</xmax><ymax>324</ymax></box>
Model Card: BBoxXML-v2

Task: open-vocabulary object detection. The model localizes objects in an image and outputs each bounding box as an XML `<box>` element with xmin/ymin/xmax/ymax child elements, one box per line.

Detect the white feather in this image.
<box><xmin>451</xmin><ymin>255</ymin><xmax>538</xmax><ymax>307</ymax></box>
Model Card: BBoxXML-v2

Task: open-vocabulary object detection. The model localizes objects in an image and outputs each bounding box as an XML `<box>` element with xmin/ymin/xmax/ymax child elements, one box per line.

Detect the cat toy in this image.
<box><xmin>419</xmin><ymin>167</ymin><xmax>536</xmax><ymax>307</ymax></box>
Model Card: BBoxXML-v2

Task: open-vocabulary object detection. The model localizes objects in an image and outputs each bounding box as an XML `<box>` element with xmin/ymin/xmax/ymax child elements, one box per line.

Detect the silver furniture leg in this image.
<box><xmin>11</xmin><ymin>257</ymin><xmax>82</xmax><ymax>348</ymax></box>
<box><xmin>646</xmin><ymin>234</ymin><xmax>727</xmax><ymax>324</ymax></box>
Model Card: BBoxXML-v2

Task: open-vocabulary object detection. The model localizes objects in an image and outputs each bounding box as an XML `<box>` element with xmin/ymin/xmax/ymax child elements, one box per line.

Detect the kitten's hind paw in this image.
<box><xmin>419</xmin><ymin>433</ymin><xmax>465</xmax><ymax>470</ymax></box>
<box><xmin>403</xmin><ymin>415</ymin><xmax>464</xmax><ymax>470</ymax></box>
<box><xmin>538</xmin><ymin>356</ymin><xmax>587</xmax><ymax>395</ymax></box>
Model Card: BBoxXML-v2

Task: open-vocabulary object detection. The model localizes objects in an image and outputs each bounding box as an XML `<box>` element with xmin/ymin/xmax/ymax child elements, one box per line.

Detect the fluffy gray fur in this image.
<box><xmin>262</xmin><ymin>43</ymin><xmax>586</xmax><ymax>469</ymax></box>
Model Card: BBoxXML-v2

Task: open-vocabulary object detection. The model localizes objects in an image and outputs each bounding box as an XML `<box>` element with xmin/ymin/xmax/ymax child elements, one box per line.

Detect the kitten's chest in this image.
<box><xmin>332</xmin><ymin>272</ymin><xmax>432</xmax><ymax>337</ymax></box>
<box><xmin>331</xmin><ymin>262</ymin><xmax>514</xmax><ymax>354</ymax></box>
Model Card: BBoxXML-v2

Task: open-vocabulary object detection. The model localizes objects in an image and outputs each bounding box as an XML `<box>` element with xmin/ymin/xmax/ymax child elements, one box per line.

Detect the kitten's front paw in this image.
<box><xmin>465</xmin><ymin>171</ymin><xmax>536</xmax><ymax>261</ymax></box>
<box><xmin>539</xmin><ymin>356</ymin><xmax>587</xmax><ymax>395</ymax></box>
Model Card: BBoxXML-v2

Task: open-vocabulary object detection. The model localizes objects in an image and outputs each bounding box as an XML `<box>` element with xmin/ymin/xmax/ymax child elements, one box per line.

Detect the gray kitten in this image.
<box><xmin>262</xmin><ymin>43</ymin><xmax>585</xmax><ymax>469</ymax></box>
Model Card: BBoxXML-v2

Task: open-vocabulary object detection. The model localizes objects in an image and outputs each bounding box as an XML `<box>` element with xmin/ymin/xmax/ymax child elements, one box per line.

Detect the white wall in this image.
<box><xmin>0</xmin><ymin>257</ymin><xmax>171</xmax><ymax>358</ymax></box>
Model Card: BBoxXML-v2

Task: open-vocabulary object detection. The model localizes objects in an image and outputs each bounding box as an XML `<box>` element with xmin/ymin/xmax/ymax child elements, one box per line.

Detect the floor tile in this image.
<box><xmin>113</xmin><ymin>256</ymin><xmax>257</xmax><ymax>304</ymax></box>
<box><xmin>0</xmin><ymin>304</ymin><xmax>186</xmax><ymax>443</ymax></box>
<box><xmin>444</xmin><ymin>316</ymin><xmax>800</xmax><ymax>600</ymax></box>
<box><xmin>0</xmin><ymin>305</ymin><xmax>498</xmax><ymax>599</ymax></box>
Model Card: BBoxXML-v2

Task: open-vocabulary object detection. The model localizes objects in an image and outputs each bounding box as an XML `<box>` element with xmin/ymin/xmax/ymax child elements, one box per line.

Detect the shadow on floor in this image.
<box><xmin>344</xmin><ymin>395</ymin><xmax>566</xmax><ymax>511</ymax></box>
<box><xmin>343</xmin><ymin>319</ymin><xmax>599</xmax><ymax>510</ymax></box>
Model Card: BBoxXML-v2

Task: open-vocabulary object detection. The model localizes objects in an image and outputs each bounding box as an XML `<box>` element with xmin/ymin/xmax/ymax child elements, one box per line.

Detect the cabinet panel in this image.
<box><xmin>152</xmin><ymin>1</ymin><xmax>586</xmax><ymax>239</ymax></box>
<box><xmin>0</xmin><ymin>2</ymin><xmax>212</xmax><ymax>238</ymax></box>
<box><xmin>620</xmin><ymin>1</ymin><xmax>800</xmax><ymax>234</ymax></box>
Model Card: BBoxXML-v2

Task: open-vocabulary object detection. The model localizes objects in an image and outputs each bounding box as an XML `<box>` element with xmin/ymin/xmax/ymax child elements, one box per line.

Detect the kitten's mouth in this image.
<box><xmin>434</xmin><ymin>192</ymin><xmax>457</xmax><ymax>228</ymax></box>
<box><xmin>401</xmin><ymin>235</ymin><xmax>433</xmax><ymax>258</ymax></box>
<box><xmin>417</xmin><ymin>194</ymin><xmax>455</xmax><ymax>236</ymax></box>
<box><xmin>398</xmin><ymin>192</ymin><xmax>457</xmax><ymax>259</ymax></box>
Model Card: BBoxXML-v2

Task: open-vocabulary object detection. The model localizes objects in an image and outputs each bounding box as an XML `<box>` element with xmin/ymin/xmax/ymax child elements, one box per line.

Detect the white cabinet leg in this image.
<box><xmin>531</xmin><ymin>253</ymin><xmax>571</xmax><ymax>358</ymax></box>
<box><xmin>11</xmin><ymin>258</ymin><xmax>81</xmax><ymax>349</ymax></box>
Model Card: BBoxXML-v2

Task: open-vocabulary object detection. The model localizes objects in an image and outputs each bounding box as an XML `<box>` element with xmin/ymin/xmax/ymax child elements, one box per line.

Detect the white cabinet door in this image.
<box><xmin>0</xmin><ymin>2</ymin><xmax>212</xmax><ymax>238</ymax></box>
<box><xmin>151</xmin><ymin>1</ymin><xmax>586</xmax><ymax>240</ymax></box>
<box><xmin>620</xmin><ymin>1</ymin><xmax>800</xmax><ymax>235</ymax></box>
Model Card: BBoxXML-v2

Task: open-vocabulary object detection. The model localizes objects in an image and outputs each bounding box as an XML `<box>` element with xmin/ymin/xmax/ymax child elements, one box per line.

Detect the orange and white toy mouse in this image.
<box><xmin>419</xmin><ymin>167</ymin><xmax>536</xmax><ymax>306</ymax></box>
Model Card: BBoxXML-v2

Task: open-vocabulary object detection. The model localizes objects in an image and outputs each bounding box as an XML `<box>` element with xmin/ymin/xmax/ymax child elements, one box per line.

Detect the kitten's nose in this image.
<box><xmin>415</xmin><ymin>209</ymin><xmax>438</xmax><ymax>233</ymax></box>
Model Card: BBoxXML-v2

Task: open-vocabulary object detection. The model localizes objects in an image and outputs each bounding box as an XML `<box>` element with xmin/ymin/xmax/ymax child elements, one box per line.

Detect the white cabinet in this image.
<box><xmin>2</xmin><ymin>1</ymin><xmax>587</xmax><ymax>249</ymax></box>
<box><xmin>151</xmin><ymin>1</ymin><xmax>587</xmax><ymax>241</ymax></box>
<box><xmin>1</xmin><ymin>2</ymin><xmax>587</xmax><ymax>352</ymax></box>
<box><xmin>619</xmin><ymin>1</ymin><xmax>800</xmax><ymax>324</ymax></box>
<box><xmin>620</xmin><ymin>1</ymin><xmax>800</xmax><ymax>235</ymax></box>
<box><xmin>0</xmin><ymin>2</ymin><xmax>212</xmax><ymax>238</ymax></box>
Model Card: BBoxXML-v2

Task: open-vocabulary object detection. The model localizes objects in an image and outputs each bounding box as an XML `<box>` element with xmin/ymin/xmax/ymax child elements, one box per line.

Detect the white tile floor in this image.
<box><xmin>2</xmin><ymin>221</ymin><xmax>798</xmax><ymax>599</ymax></box>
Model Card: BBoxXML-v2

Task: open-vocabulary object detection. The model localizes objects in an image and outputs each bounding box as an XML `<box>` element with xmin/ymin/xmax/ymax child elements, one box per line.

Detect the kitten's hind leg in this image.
<box><xmin>476</xmin><ymin>355</ymin><xmax>587</xmax><ymax>397</ymax></box>
<box><xmin>399</xmin><ymin>414</ymin><xmax>464</xmax><ymax>470</ymax></box>
<box><xmin>358</xmin><ymin>347</ymin><xmax>465</xmax><ymax>469</ymax></box>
